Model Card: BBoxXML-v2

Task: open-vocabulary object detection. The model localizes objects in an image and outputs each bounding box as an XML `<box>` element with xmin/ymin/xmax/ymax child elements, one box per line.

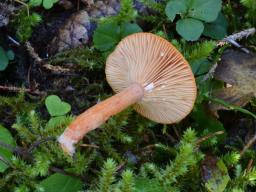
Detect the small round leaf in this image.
<box><xmin>165</xmin><ymin>0</ymin><xmax>187</xmax><ymax>21</ymax></box>
<box><xmin>203</xmin><ymin>13</ymin><xmax>228</xmax><ymax>40</ymax></box>
<box><xmin>43</xmin><ymin>0</ymin><xmax>57</xmax><ymax>9</ymax></box>
<box><xmin>188</xmin><ymin>0</ymin><xmax>222</xmax><ymax>22</ymax></box>
<box><xmin>176</xmin><ymin>18</ymin><xmax>204</xmax><ymax>41</ymax></box>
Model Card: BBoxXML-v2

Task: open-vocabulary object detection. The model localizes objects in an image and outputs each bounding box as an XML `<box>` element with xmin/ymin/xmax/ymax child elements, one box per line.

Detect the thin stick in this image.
<box><xmin>240</xmin><ymin>134</ymin><xmax>256</xmax><ymax>156</ymax></box>
<box><xmin>217</xmin><ymin>28</ymin><xmax>256</xmax><ymax>47</ymax></box>
<box><xmin>0</xmin><ymin>85</ymin><xmax>43</xmax><ymax>95</ymax></box>
<box><xmin>8</xmin><ymin>36</ymin><xmax>20</xmax><ymax>46</ymax></box>
<box><xmin>14</xmin><ymin>0</ymin><xmax>29</xmax><ymax>16</ymax></box>
<box><xmin>28</xmin><ymin>137</ymin><xmax>56</xmax><ymax>152</ymax></box>
<box><xmin>25</xmin><ymin>41</ymin><xmax>71</xmax><ymax>73</ymax></box>
<box><xmin>79</xmin><ymin>143</ymin><xmax>99</xmax><ymax>149</ymax></box>
<box><xmin>196</xmin><ymin>131</ymin><xmax>224</xmax><ymax>146</ymax></box>
<box><xmin>0</xmin><ymin>85</ymin><xmax>31</xmax><ymax>93</ymax></box>
<box><xmin>246</xmin><ymin>159</ymin><xmax>254</xmax><ymax>172</ymax></box>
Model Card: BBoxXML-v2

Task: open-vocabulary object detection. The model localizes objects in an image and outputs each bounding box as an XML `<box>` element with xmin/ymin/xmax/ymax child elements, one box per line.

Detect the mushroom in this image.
<box><xmin>58</xmin><ymin>32</ymin><xmax>197</xmax><ymax>155</ymax></box>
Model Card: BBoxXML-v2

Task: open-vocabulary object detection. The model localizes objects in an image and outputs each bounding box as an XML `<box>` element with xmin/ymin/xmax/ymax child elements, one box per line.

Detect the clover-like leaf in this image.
<box><xmin>176</xmin><ymin>18</ymin><xmax>204</xmax><ymax>41</ymax></box>
<box><xmin>165</xmin><ymin>0</ymin><xmax>187</xmax><ymax>21</ymax></box>
<box><xmin>43</xmin><ymin>0</ymin><xmax>58</xmax><ymax>9</ymax></box>
<box><xmin>29</xmin><ymin>0</ymin><xmax>42</xmax><ymax>6</ymax></box>
<box><xmin>189</xmin><ymin>0</ymin><xmax>222</xmax><ymax>22</ymax></box>
<box><xmin>93</xmin><ymin>22</ymin><xmax>120</xmax><ymax>52</ymax></box>
<box><xmin>120</xmin><ymin>22</ymin><xmax>142</xmax><ymax>38</ymax></box>
<box><xmin>0</xmin><ymin>125</ymin><xmax>15</xmax><ymax>173</ymax></box>
<box><xmin>203</xmin><ymin>13</ymin><xmax>228</xmax><ymax>40</ymax></box>
<box><xmin>45</xmin><ymin>95</ymin><xmax>71</xmax><ymax>117</ymax></box>
<box><xmin>93</xmin><ymin>22</ymin><xmax>142</xmax><ymax>52</ymax></box>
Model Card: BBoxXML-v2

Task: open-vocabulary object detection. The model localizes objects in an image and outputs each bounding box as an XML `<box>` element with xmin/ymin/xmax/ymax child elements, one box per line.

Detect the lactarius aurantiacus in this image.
<box><xmin>58</xmin><ymin>32</ymin><xmax>197</xmax><ymax>155</ymax></box>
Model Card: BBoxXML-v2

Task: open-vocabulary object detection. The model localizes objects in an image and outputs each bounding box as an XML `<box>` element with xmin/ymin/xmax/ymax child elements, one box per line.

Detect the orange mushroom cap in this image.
<box><xmin>106</xmin><ymin>32</ymin><xmax>197</xmax><ymax>124</ymax></box>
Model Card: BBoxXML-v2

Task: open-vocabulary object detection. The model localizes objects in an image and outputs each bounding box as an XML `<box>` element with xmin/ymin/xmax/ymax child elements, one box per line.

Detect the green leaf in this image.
<box><xmin>188</xmin><ymin>0</ymin><xmax>222</xmax><ymax>22</ymax></box>
<box><xmin>120</xmin><ymin>22</ymin><xmax>142</xmax><ymax>38</ymax></box>
<box><xmin>93</xmin><ymin>22</ymin><xmax>120</xmax><ymax>51</ymax></box>
<box><xmin>135</xmin><ymin>178</ymin><xmax>164</xmax><ymax>192</ymax></box>
<box><xmin>203</xmin><ymin>13</ymin><xmax>228</xmax><ymax>39</ymax></box>
<box><xmin>165</xmin><ymin>0</ymin><xmax>187</xmax><ymax>21</ymax></box>
<box><xmin>176</xmin><ymin>18</ymin><xmax>204</xmax><ymax>41</ymax></box>
<box><xmin>29</xmin><ymin>0</ymin><xmax>42</xmax><ymax>6</ymax></box>
<box><xmin>40</xmin><ymin>173</ymin><xmax>83</xmax><ymax>192</ymax></box>
<box><xmin>93</xmin><ymin>22</ymin><xmax>142</xmax><ymax>52</ymax></box>
<box><xmin>0</xmin><ymin>47</ymin><xmax>9</xmax><ymax>71</ymax></box>
<box><xmin>191</xmin><ymin>104</ymin><xmax>226</xmax><ymax>144</ymax></box>
<box><xmin>190</xmin><ymin>58</ymin><xmax>212</xmax><ymax>76</ymax></box>
<box><xmin>43</xmin><ymin>0</ymin><xmax>58</xmax><ymax>9</ymax></box>
<box><xmin>45</xmin><ymin>95</ymin><xmax>71</xmax><ymax>117</ymax></box>
<box><xmin>0</xmin><ymin>125</ymin><xmax>15</xmax><ymax>172</ymax></box>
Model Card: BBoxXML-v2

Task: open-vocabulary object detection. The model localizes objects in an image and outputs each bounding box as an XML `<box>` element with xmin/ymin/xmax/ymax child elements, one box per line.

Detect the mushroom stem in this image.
<box><xmin>58</xmin><ymin>83</ymin><xmax>144</xmax><ymax>155</ymax></box>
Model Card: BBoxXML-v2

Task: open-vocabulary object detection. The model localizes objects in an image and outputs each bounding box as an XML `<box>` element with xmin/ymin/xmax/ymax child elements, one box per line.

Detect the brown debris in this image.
<box><xmin>209</xmin><ymin>49</ymin><xmax>256</xmax><ymax>116</ymax></box>
<box><xmin>0</xmin><ymin>3</ymin><xmax>15</xmax><ymax>27</ymax></box>
<box><xmin>47</xmin><ymin>10</ymin><xmax>91</xmax><ymax>55</ymax></box>
<box><xmin>47</xmin><ymin>0</ymin><xmax>120</xmax><ymax>55</ymax></box>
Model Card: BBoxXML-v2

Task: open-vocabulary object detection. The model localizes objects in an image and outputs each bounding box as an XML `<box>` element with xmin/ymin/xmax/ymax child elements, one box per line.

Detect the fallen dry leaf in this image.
<box><xmin>47</xmin><ymin>10</ymin><xmax>91</xmax><ymax>55</ymax></box>
<box><xmin>48</xmin><ymin>1</ymin><xmax>120</xmax><ymax>55</ymax></box>
<box><xmin>210</xmin><ymin>49</ymin><xmax>256</xmax><ymax>115</ymax></box>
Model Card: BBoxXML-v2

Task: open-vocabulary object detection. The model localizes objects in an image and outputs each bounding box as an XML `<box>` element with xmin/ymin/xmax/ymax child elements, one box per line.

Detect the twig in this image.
<box><xmin>240</xmin><ymin>134</ymin><xmax>256</xmax><ymax>156</ymax></box>
<box><xmin>0</xmin><ymin>85</ymin><xmax>31</xmax><ymax>93</ymax></box>
<box><xmin>25</xmin><ymin>41</ymin><xmax>42</xmax><ymax>63</ymax></box>
<box><xmin>196</xmin><ymin>131</ymin><xmax>224</xmax><ymax>146</ymax></box>
<box><xmin>203</xmin><ymin>28</ymin><xmax>256</xmax><ymax>82</ymax></box>
<box><xmin>14</xmin><ymin>0</ymin><xmax>29</xmax><ymax>16</ymax></box>
<box><xmin>8</xmin><ymin>36</ymin><xmax>20</xmax><ymax>46</ymax></box>
<box><xmin>25</xmin><ymin>41</ymin><xmax>71</xmax><ymax>73</ymax></box>
<box><xmin>0</xmin><ymin>85</ymin><xmax>42</xmax><ymax>95</ymax></box>
<box><xmin>202</xmin><ymin>62</ymin><xmax>218</xmax><ymax>82</ymax></box>
<box><xmin>28</xmin><ymin>136</ymin><xmax>56</xmax><ymax>152</ymax></box>
<box><xmin>173</xmin><ymin>126</ymin><xmax>180</xmax><ymax>140</ymax></box>
<box><xmin>217</xmin><ymin>28</ymin><xmax>256</xmax><ymax>46</ymax></box>
<box><xmin>79</xmin><ymin>143</ymin><xmax>99</xmax><ymax>149</ymax></box>
<box><xmin>246</xmin><ymin>159</ymin><xmax>254</xmax><ymax>172</ymax></box>
<box><xmin>49</xmin><ymin>166</ymin><xmax>81</xmax><ymax>178</ymax></box>
<box><xmin>217</xmin><ymin>28</ymin><xmax>255</xmax><ymax>53</ymax></box>
<box><xmin>0</xmin><ymin>140</ymin><xmax>32</xmax><ymax>161</ymax></box>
